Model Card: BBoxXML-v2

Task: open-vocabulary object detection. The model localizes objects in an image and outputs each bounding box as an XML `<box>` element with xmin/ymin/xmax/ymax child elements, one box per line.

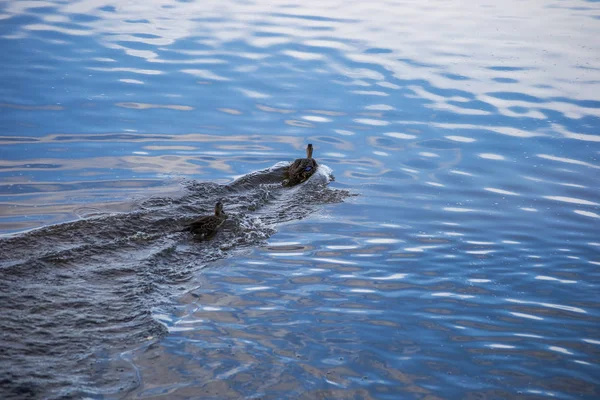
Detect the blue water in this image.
<box><xmin>1</xmin><ymin>0</ymin><xmax>599</xmax><ymax>399</ymax></box>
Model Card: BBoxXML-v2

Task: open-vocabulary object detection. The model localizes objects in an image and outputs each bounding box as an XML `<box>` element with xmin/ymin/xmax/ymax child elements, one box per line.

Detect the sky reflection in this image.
<box><xmin>1</xmin><ymin>1</ymin><xmax>599</xmax><ymax>399</ymax></box>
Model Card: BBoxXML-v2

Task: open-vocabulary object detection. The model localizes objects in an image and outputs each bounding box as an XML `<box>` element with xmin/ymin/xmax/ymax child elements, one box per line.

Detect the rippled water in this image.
<box><xmin>1</xmin><ymin>0</ymin><xmax>599</xmax><ymax>399</ymax></box>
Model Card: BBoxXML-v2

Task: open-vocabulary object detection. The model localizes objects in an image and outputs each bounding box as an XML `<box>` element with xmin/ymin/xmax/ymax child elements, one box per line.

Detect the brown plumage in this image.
<box><xmin>182</xmin><ymin>202</ymin><xmax>227</xmax><ymax>239</ymax></box>
<box><xmin>283</xmin><ymin>143</ymin><xmax>318</xmax><ymax>187</ymax></box>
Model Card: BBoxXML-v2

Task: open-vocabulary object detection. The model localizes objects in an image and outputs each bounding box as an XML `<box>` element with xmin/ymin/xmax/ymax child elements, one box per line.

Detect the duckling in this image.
<box><xmin>283</xmin><ymin>143</ymin><xmax>318</xmax><ymax>186</ymax></box>
<box><xmin>182</xmin><ymin>201</ymin><xmax>227</xmax><ymax>239</ymax></box>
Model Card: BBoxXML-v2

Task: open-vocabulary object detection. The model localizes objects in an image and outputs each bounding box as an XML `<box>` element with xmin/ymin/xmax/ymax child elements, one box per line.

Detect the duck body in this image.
<box><xmin>182</xmin><ymin>202</ymin><xmax>227</xmax><ymax>240</ymax></box>
<box><xmin>283</xmin><ymin>144</ymin><xmax>318</xmax><ymax>187</ymax></box>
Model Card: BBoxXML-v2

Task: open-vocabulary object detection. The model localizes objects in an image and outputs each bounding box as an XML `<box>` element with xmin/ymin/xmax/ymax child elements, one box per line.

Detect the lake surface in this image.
<box><xmin>1</xmin><ymin>0</ymin><xmax>599</xmax><ymax>399</ymax></box>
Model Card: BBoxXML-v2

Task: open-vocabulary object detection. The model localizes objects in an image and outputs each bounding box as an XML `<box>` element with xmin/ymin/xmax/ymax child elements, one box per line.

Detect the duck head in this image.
<box><xmin>214</xmin><ymin>201</ymin><xmax>225</xmax><ymax>217</ymax></box>
<box><xmin>306</xmin><ymin>143</ymin><xmax>314</xmax><ymax>158</ymax></box>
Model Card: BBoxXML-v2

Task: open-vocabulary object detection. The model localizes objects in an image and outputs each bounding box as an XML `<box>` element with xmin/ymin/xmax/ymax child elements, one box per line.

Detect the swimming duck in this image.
<box><xmin>182</xmin><ymin>201</ymin><xmax>227</xmax><ymax>239</ymax></box>
<box><xmin>283</xmin><ymin>143</ymin><xmax>318</xmax><ymax>186</ymax></box>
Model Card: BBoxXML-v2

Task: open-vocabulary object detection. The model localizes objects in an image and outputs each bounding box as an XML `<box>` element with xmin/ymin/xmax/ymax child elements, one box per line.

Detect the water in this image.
<box><xmin>0</xmin><ymin>0</ymin><xmax>599</xmax><ymax>399</ymax></box>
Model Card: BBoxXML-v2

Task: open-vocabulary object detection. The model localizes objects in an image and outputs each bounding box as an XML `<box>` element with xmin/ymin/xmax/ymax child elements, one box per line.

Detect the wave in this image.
<box><xmin>0</xmin><ymin>162</ymin><xmax>352</xmax><ymax>399</ymax></box>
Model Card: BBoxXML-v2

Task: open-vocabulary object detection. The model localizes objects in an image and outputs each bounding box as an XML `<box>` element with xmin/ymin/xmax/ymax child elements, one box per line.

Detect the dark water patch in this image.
<box><xmin>98</xmin><ymin>5</ymin><xmax>116</xmax><ymax>13</ymax></box>
<box><xmin>493</xmin><ymin>77</ymin><xmax>519</xmax><ymax>83</ymax></box>
<box><xmin>443</xmin><ymin>73</ymin><xmax>470</xmax><ymax>81</ymax></box>
<box><xmin>70</xmin><ymin>13</ymin><xmax>102</xmax><ymax>23</ymax></box>
<box><xmin>397</xmin><ymin>58</ymin><xmax>439</xmax><ymax>68</ymax></box>
<box><xmin>0</xmin><ymin>137</ymin><xmax>40</xmax><ymax>143</ymax></box>
<box><xmin>124</xmin><ymin>19</ymin><xmax>150</xmax><ymax>24</ymax></box>
<box><xmin>364</xmin><ymin>47</ymin><xmax>392</xmax><ymax>54</ymax></box>
<box><xmin>487</xmin><ymin>91</ymin><xmax>544</xmax><ymax>103</ymax></box>
<box><xmin>487</xmin><ymin>66</ymin><xmax>531</xmax><ymax>71</ymax></box>
<box><xmin>270</xmin><ymin>12</ymin><xmax>359</xmax><ymax>23</ymax></box>
<box><xmin>550</xmin><ymin>97</ymin><xmax>600</xmax><ymax>109</ymax></box>
<box><xmin>0</xmin><ymin>163</ymin><xmax>62</xmax><ymax>170</ymax></box>
<box><xmin>0</xmin><ymin>163</ymin><xmax>352</xmax><ymax>399</ymax></box>
<box><xmin>508</xmin><ymin>105</ymin><xmax>530</xmax><ymax>114</ymax></box>
<box><xmin>448</xmin><ymin>99</ymin><xmax>497</xmax><ymax>113</ymax></box>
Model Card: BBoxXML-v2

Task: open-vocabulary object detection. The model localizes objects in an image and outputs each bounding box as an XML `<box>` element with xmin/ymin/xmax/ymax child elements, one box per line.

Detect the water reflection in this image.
<box><xmin>1</xmin><ymin>0</ymin><xmax>600</xmax><ymax>398</ymax></box>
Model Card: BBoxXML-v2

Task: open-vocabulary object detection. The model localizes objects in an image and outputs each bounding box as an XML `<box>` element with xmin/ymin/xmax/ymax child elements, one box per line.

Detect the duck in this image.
<box><xmin>283</xmin><ymin>143</ymin><xmax>318</xmax><ymax>186</ymax></box>
<box><xmin>182</xmin><ymin>201</ymin><xmax>227</xmax><ymax>239</ymax></box>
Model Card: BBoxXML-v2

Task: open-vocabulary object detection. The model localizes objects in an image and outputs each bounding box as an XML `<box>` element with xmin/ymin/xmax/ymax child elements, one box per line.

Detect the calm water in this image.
<box><xmin>1</xmin><ymin>0</ymin><xmax>599</xmax><ymax>399</ymax></box>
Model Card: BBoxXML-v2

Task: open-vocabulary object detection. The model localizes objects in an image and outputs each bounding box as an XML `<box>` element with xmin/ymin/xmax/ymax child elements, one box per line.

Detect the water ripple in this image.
<box><xmin>1</xmin><ymin>0</ymin><xmax>599</xmax><ymax>399</ymax></box>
